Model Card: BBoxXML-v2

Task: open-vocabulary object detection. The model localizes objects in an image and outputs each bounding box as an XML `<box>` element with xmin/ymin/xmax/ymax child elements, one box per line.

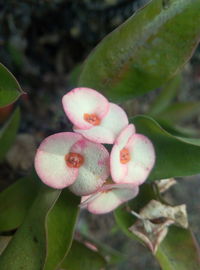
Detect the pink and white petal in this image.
<box><xmin>127</xmin><ymin>134</ymin><xmax>155</xmax><ymax>171</ymax></box>
<box><xmin>69</xmin><ymin>140</ymin><xmax>110</xmax><ymax>196</ymax></box>
<box><xmin>110</xmin><ymin>144</ymin><xmax>127</xmax><ymax>183</ymax></box>
<box><xmin>124</xmin><ymin>134</ymin><xmax>155</xmax><ymax>185</ymax></box>
<box><xmin>34</xmin><ymin>132</ymin><xmax>82</xmax><ymax>189</ymax></box>
<box><xmin>123</xmin><ymin>162</ymin><xmax>152</xmax><ymax>185</ymax></box>
<box><xmin>73</xmin><ymin>125</ymin><xmax>114</xmax><ymax>144</ymax></box>
<box><xmin>80</xmin><ymin>183</ymin><xmax>134</xmax><ymax>208</ymax></box>
<box><xmin>115</xmin><ymin>124</ymin><xmax>136</xmax><ymax>147</ymax></box>
<box><xmin>100</xmin><ymin>103</ymin><xmax>128</xmax><ymax>142</ymax></box>
<box><xmin>74</xmin><ymin>103</ymin><xmax>128</xmax><ymax>144</ymax></box>
<box><xmin>62</xmin><ymin>87</ymin><xmax>109</xmax><ymax>129</ymax></box>
<box><xmin>86</xmin><ymin>186</ymin><xmax>139</xmax><ymax>214</ymax></box>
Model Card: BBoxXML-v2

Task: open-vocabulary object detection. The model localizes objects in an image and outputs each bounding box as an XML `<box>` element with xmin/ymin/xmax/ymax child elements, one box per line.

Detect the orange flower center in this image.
<box><xmin>84</xmin><ymin>113</ymin><xmax>101</xmax><ymax>126</ymax></box>
<box><xmin>120</xmin><ymin>148</ymin><xmax>130</xmax><ymax>164</ymax></box>
<box><xmin>65</xmin><ymin>152</ymin><xmax>84</xmax><ymax>168</ymax></box>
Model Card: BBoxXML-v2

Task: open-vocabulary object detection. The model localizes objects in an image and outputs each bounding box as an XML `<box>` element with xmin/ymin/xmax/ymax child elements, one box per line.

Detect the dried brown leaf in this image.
<box><xmin>129</xmin><ymin>200</ymin><xmax>188</xmax><ymax>253</ymax></box>
<box><xmin>155</xmin><ymin>178</ymin><xmax>177</xmax><ymax>193</ymax></box>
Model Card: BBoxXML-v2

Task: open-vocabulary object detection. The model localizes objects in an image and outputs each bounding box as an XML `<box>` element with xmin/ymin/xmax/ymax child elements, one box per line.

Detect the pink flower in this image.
<box><xmin>110</xmin><ymin>124</ymin><xmax>155</xmax><ymax>186</ymax></box>
<box><xmin>34</xmin><ymin>132</ymin><xmax>109</xmax><ymax>195</ymax></box>
<box><xmin>34</xmin><ymin>87</ymin><xmax>156</xmax><ymax>216</ymax></box>
<box><xmin>62</xmin><ymin>87</ymin><xmax>128</xmax><ymax>144</ymax></box>
<box><xmin>81</xmin><ymin>183</ymin><xmax>139</xmax><ymax>214</ymax></box>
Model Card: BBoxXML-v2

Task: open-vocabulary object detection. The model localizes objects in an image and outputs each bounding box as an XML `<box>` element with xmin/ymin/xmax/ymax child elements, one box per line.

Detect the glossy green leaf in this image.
<box><xmin>0</xmin><ymin>63</ymin><xmax>24</xmax><ymax>107</ymax></box>
<box><xmin>61</xmin><ymin>240</ymin><xmax>107</xmax><ymax>270</ymax></box>
<box><xmin>156</xmin><ymin>227</ymin><xmax>200</xmax><ymax>270</ymax></box>
<box><xmin>177</xmin><ymin>137</ymin><xmax>200</xmax><ymax>147</ymax></box>
<box><xmin>0</xmin><ymin>107</ymin><xmax>20</xmax><ymax>161</ymax></box>
<box><xmin>155</xmin><ymin>102</ymin><xmax>200</xmax><ymax>124</ymax></box>
<box><xmin>149</xmin><ymin>75</ymin><xmax>181</xmax><ymax>116</ymax></box>
<box><xmin>0</xmin><ymin>186</ymin><xmax>61</xmax><ymax>270</ymax></box>
<box><xmin>155</xmin><ymin>120</ymin><xmax>199</xmax><ymax>138</ymax></box>
<box><xmin>44</xmin><ymin>189</ymin><xmax>80</xmax><ymax>270</ymax></box>
<box><xmin>115</xmin><ymin>185</ymin><xmax>200</xmax><ymax>270</ymax></box>
<box><xmin>131</xmin><ymin>115</ymin><xmax>200</xmax><ymax>180</ymax></box>
<box><xmin>79</xmin><ymin>0</ymin><xmax>200</xmax><ymax>101</ymax></box>
<box><xmin>78</xmin><ymin>231</ymin><xmax>124</xmax><ymax>265</ymax></box>
<box><xmin>0</xmin><ymin>175</ymin><xmax>39</xmax><ymax>232</ymax></box>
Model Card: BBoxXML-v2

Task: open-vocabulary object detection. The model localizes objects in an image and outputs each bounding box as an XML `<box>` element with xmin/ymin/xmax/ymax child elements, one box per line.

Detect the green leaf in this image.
<box><xmin>0</xmin><ymin>185</ymin><xmax>61</xmax><ymax>270</ymax></box>
<box><xmin>78</xmin><ymin>231</ymin><xmax>124</xmax><ymax>265</ymax></box>
<box><xmin>0</xmin><ymin>175</ymin><xmax>39</xmax><ymax>232</ymax></box>
<box><xmin>0</xmin><ymin>107</ymin><xmax>20</xmax><ymax>161</ymax></box>
<box><xmin>155</xmin><ymin>120</ymin><xmax>199</xmax><ymax>138</ymax></box>
<box><xmin>79</xmin><ymin>0</ymin><xmax>200</xmax><ymax>101</ymax></box>
<box><xmin>155</xmin><ymin>102</ymin><xmax>200</xmax><ymax>124</ymax></box>
<box><xmin>114</xmin><ymin>185</ymin><xmax>200</xmax><ymax>270</ymax></box>
<box><xmin>61</xmin><ymin>240</ymin><xmax>107</xmax><ymax>270</ymax></box>
<box><xmin>131</xmin><ymin>115</ymin><xmax>200</xmax><ymax>180</ymax></box>
<box><xmin>156</xmin><ymin>227</ymin><xmax>200</xmax><ymax>270</ymax></box>
<box><xmin>0</xmin><ymin>63</ymin><xmax>24</xmax><ymax>107</ymax></box>
<box><xmin>148</xmin><ymin>75</ymin><xmax>181</xmax><ymax>116</ymax></box>
<box><xmin>0</xmin><ymin>186</ymin><xmax>80</xmax><ymax>270</ymax></box>
<box><xmin>43</xmin><ymin>189</ymin><xmax>80</xmax><ymax>270</ymax></box>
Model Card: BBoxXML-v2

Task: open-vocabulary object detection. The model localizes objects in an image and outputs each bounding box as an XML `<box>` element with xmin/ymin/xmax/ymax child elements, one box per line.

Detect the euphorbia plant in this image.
<box><xmin>0</xmin><ymin>0</ymin><xmax>200</xmax><ymax>269</ymax></box>
<box><xmin>35</xmin><ymin>87</ymin><xmax>155</xmax><ymax>213</ymax></box>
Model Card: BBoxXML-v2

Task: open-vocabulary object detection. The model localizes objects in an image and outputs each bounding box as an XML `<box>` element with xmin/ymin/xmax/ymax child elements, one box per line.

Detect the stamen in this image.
<box><xmin>84</xmin><ymin>113</ymin><xmax>101</xmax><ymax>126</ymax></box>
<box><xmin>120</xmin><ymin>148</ymin><xmax>130</xmax><ymax>164</ymax></box>
<box><xmin>65</xmin><ymin>152</ymin><xmax>84</xmax><ymax>168</ymax></box>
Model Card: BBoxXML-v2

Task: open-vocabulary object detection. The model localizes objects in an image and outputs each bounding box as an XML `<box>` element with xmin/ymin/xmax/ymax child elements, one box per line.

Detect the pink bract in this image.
<box><xmin>34</xmin><ymin>132</ymin><xmax>110</xmax><ymax>192</ymax></box>
<box><xmin>74</xmin><ymin>103</ymin><xmax>128</xmax><ymax>144</ymax></box>
<box><xmin>62</xmin><ymin>87</ymin><xmax>128</xmax><ymax>144</ymax></box>
<box><xmin>110</xmin><ymin>124</ymin><xmax>155</xmax><ymax>186</ymax></box>
<box><xmin>81</xmin><ymin>183</ymin><xmax>139</xmax><ymax>214</ymax></box>
<box><xmin>69</xmin><ymin>138</ymin><xmax>110</xmax><ymax>196</ymax></box>
<box><xmin>62</xmin><ymin>87</ymin><xmax>109</xmax><ymax>129</ymax></box>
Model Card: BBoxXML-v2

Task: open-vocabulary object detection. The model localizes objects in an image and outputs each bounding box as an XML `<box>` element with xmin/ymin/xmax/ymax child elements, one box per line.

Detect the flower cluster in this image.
<box><xmin>35</xmin><ymin>87</ymin><xmax>155</xmax><ymax>214</ymax></box>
